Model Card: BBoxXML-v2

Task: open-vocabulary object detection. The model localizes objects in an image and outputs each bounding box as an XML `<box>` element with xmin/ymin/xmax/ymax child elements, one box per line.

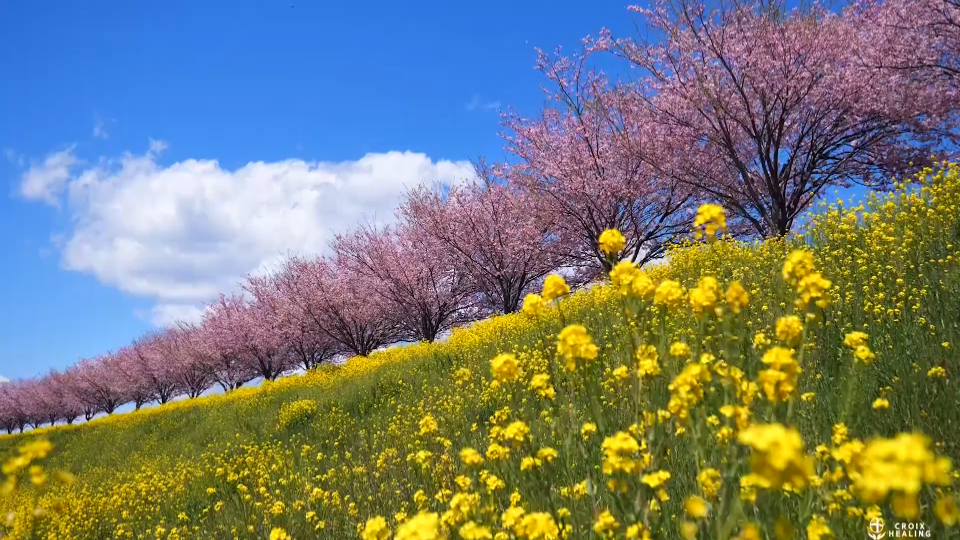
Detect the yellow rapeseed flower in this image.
<box><xmin>928</xmin><ymin>366</ymin><xmax>947</xmax><ymax>379</ymax></box>
<box><xmin>758</xmin><ymin>346</ymin><xmax>799</xmax><ymax>403</ymax></box>
<box><xmin>636</xmin><ymin>345</ymin><xmax>660</xmax><ymax>378</ymax></box>
<box><xmin>851</xmin><ymin>433</ymin><xmax>952</xmax><ymax>503</ymax></box>
<box><xmin>689</xmin><ymin>276</ymin><xmax>721</xmax><ymax>315</ymax></box>
<box><xmin>516</xmin><ymin>512</ymin><xmax>559</xmax><ymax>540</ymax></box>
<box><xmin>737</xmin><ymin>423</ymin><xmax>813</xmax><ymax>490</ymax></box>
<box><xmin>641</xmin><ymin>470</ymin><xmax>671</xmax><ymax>489</ymax></box>
<box><xmin>698</xmin><ymin>468</ymin><xmax>722</xmax><ymax>498</ymax></box>
<box><xmin>599</xmin><ymin>229</ymin><xmax>626</xmax><ymax>256</ymax></box>
<box><xmin>775</xmin><ymin>316</ymin><xmax>803</xmax><ymax>346</ymax></box>
<box><xmin>541</xmin><ymin>275</ymin><xmax>570</xmax><ymax>302</ymax></box>
<box><xmin>725</xmin><ymin>281</ymin><xmax>749</xmax><ymax>313</ymax></box>
<box><xmin>270</xmin><ymin>528</ymin><xmax>292</xmax><ymax>540</ymax></box>
<box><xmin>557</xmin><ymin>325</ymin><xmax>599</xmax><ymax>371</ymax></box>
<box><xmin>593</xmin><ymin>510</ymin><xmax>620</xmax><ymax>536</ymax></box>
<box><xmin>419</xmin><ymin>414</ymin><xmax>438</xmax><ymax>436</ymax></box>
<box><xmin>609</xmin><ymin>261</ymin><xmax>638</xmax><ymax>293</ymax></box>
<box><xmin>395</xmin><ymin>512</ymin><xmax>441</xmax><ymax>540</ymax></box>
<box><xmin>935</xmin><ymin>494</ymin><xmax>959</xmax><ymax>526</ymax></box>
<box><xmin>669</xmin><ymin>342</ymin><xmax>691</xmax><ymax>359</ymax></box>
<box><xmin>490</xmin><ymin>353</ymin><xmax>519</xmax><ymax>382</ymax></box>
<box><xmin>783</xmin><ymin>249</ymin><xmax>816</xmax><ymax>287</ymax></box>
<box><xmin>653</xmin><ymin>280</ymin><xmax>686</xmax><ymax>309</ymax></box>
<box><xmin>843</xmin><ymin>331</ymin><xmax>869</xmax><ymax>348</ymax></box>
<box><xmin>459</xmin><ymin>448</ymin><xmax>484</xmax><ymax>467</ymax></box>
<box><xmin>631</xmin><ymin>271</ymin><xmax>655</xmax><ymax>299</ymax></box>
<box><xmin>522</xmin><ymin>294</ymin><xmax>547</xmax><ymax>317</ymax></box>
<box><xmin>459</xmin><ymin>521</ymin><xmax>493</xmax><ymax>540</ymax></box>
<box><xmin>806</xmin><ymin>515</ymin><xmax>832</xmax><ymax>540</ymax></box>
<box><xmin>853</xmin><ymin>345</ymin><xmax>876</xmax><ymax>365</ymax></box>
<box><xmin>684</xmin><ymin>495</ymin><xmax>709</xmax><ymax>518</ymax></box>
<box><xmin>602</xmin><ymin>432</ymin><xmax>641</xmax><ymax>475</ymax></box>
<box><xmin>693</xmin><ymin>203</ymin><xmax>727</xmax><ymax>240</ymax></box>
<box><xmin>361</xmin><ymin>517</ymin><xmax>391</xmax><ymax>540</ymax></box>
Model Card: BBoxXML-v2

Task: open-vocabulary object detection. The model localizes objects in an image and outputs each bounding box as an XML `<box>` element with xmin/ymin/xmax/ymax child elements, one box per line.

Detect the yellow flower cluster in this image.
<box><xmin>693</xmin><ymin>203</ymin><xmax>727</xmax><ymax>240</ymax></box>
<box><xmin>598</xmin><ymin>228</ymin><xmax>626</xmax><ymax>256</ymax></box>
<box><xmin>737</xmin><ymin>423</ymin><xmax>813</xmax><ymax>490</ymax></box>
<box><xmin>556</xmin><ymin>325</ymin><xmax>598</xmax><ymax>371</ymax></box>
<box><xmin>2</xmin><ymin>166</ymin><xmax>959</xmax><ymax>539</ymax></box>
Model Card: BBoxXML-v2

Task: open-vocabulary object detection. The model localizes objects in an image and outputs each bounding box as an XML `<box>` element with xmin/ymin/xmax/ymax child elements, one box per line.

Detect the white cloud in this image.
<box><xmin>149</xmin><ymin>303</ymin><xmax>207</xmax><ymax>327</ymax></box>
<box><xmin>20</xmin><ymin>146</ymin><xmax>79</xmax><ymax>205</ymax></box>
<box><xmin>466</xmin><ymin>94</ymin><xmax>501</xmax><ymax>112</ymax></box>
<box><xmin>31</xmin><ymin>143</ymin><xmax>475</xmax><ymax>326</ymax></box>
<box><xmin>0</xmin><ymin>376</ymin><xmax>9</xmax><ymax>384</ymax></box>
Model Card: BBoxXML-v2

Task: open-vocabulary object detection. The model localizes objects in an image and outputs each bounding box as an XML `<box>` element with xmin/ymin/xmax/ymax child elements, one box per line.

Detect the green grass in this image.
<box><xmin>1</xmin><ymin>164</ymin><xmax>959</xmax><ymax>539</ymax></box>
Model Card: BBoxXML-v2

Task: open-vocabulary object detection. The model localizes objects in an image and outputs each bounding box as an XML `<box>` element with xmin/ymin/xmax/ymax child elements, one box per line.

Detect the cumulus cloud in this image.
<box><xmin>0</xmin><ymin>376</ymin><xmax>9</xmax><ymax>384</ymax></box>
<box><xmin>29</xmin><ymin>142</ymin><xmax>475</xmax><ymax>327</ymax></box>
<box><xmin>148</xmin><ymin>304</ymin><xmax>207</xmax><ymax>327</ymax></box>
<box><xmin>20</xmin><ymin>146</ymin><xmax>79</xmax><ymax>205</ymax></box>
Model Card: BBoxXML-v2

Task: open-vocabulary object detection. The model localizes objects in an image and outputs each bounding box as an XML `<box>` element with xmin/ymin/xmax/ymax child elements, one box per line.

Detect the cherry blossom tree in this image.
<box><xmin>23</xmin><ymin>372</ymin><xmax>84</xmax><ymax>426</ymax></box>
<box><xmin>161</xmin><ymin>325</ymin><xmax>217</xmax><ymax>398</ymax></box>
<box><xmin>0</xmin><ymin>382</ymin><xmax>28</xmax><ymax>433</ymax></box>
<box><xmin>333</xmin><ymin>222</ymin><xmax>480</xmax><ymax>342</ymax></box>
<box><xmin>400</xmin><ymin>173</ymin><xmax>561</xmax><ymax>313</ymax></box>
<box><xmin>46</xmin><ymin>370</ymin><xmax>85</xmax><ymax>424</ymax></box>
<box><xmin>854</xmin><ymin>0</ymin><xmax>960</xmax><ymax>83</ymax></box>
<box><xmin>115</xmin><ymin>346</ymin><xmax>157</xmax><ymax>410</ymax></box>
<box><xmin>19</xmin><ymin>378</ymin><xmax>51</xmax><ymax>428</ymax></box>
<box><xmin>244</xmin><ymin>271</ymin><xmax>338</xmax><ymax>370</ymax></box>
<box><xmin>128</xmin><ymin>333</ymin><xmax>181</xmax><ymax>405</ymax></box>
<box><xmin>203</xmin><ymin>295</ymin><xmax>290</xmax><ymax>382</ymax></box>
<box><xmin>503</xmin><ymin>51</ymin><xmax>695</xmax><ymax>275</ymax></box>
<box><xmin>278</xmin><ymin>257</ymin><xmax>398</xmax><ymax>357</ymax></box>
<box><xmin>68</xmin><ymin>355</ymin><xmax>128</xmax><ymax>417</ymax></box>
<box><xmin>594</xmin><ymin>0</ymin><xmax>959</xmax><ymax>237</ymax></box>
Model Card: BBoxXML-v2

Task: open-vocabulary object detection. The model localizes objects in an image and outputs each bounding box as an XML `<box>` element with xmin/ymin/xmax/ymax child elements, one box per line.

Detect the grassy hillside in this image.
<box><xmin>1</xmin><ymin>163</ymin><xmax>959</xmax><ymax>540</ymax></box>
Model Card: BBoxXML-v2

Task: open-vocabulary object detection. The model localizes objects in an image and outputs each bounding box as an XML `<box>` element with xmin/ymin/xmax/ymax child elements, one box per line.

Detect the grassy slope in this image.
<box><xmin>1</xmin><ymin>164</ymin><xmax>959</xmax><ymax>539</ymax></box>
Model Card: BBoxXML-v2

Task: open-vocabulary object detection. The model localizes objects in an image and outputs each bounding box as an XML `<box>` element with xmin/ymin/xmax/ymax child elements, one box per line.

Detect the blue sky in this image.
<box><xmin>0</xmin><ymin>1</ymin><xmax>644</xmax><ymax>381</ymax></box>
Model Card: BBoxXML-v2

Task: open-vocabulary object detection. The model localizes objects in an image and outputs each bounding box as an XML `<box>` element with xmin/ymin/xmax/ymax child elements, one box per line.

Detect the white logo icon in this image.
<box><xmin>868</xmin><ymin>517</ymin><xmax>886</xmax><ymax>540</ymax></box>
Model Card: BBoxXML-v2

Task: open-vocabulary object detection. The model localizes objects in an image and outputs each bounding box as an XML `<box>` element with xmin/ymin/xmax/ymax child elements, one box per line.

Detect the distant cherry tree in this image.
<box><xmin>129</xmin><ymin>333</ymin><xmax>181</xmax><ymax>405</ymax></box>
<box><xmin>203</xmin><ymin>295</ymin><xmax>290</xmax><ymax>382</ymax></box>
<box><xmin>400</xmin><ymin>173</ymin><xmax>561</xmax><ymax>313</ymax></box>
<box><xmin>68</xmin><ymin>355</ymin><xmax>128</xmax><ymax>417</ymax></box>
<box><xmin>116</xmin><ymin>346</ymin><xmax>157</xmax><ymax>410</ymax></box>
<box><xmin>278</xmin><ymin>257</ymin><xmax>398</xmax><ymax>357</ymax></box>
<box><xmin>244</xmin><ymin>271</ymin><xmax>339</xmax><ymax>370</ymax></box>
<box><xmin>334</xmin><ymin>222</ymin><xmax>480</xmax><ymax>342</ymax></box>
<box><xmin>504</xmin><ymin>50</ymin><xmax>694</xmax><ymax>275</ymax></box>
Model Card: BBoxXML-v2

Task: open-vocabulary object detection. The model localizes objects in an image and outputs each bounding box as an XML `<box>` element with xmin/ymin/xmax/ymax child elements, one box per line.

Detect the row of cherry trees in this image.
<box><xmin>2</xmin><ymin>0</ymin><xmax>957</xmax><ymax>432</ymax></box>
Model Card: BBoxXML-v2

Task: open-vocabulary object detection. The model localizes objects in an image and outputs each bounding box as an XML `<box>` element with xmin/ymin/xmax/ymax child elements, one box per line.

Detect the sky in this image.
<box><xmin>0</xmin><ymin>0</ymin><xmax>648</xmax><ymax>382</ymax></box>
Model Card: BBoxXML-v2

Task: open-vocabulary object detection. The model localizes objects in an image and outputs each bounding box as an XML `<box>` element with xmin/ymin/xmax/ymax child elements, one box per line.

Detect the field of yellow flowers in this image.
<box><xmin>1</xmin><ymin>163</ymin><xmax>959</xmax><ymax>540</ymax></box>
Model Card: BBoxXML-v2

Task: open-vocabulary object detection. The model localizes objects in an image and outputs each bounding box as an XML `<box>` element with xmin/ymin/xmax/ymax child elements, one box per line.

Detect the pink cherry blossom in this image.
<box><xmin>333</xmin><ymin>221</ymin><xmax>481</xmax><ymax>342</ymax></box>
<box><xmin>593</xmin><ymin>0</ymin><xmax>958</xmax><ymax>236</ymax></box>
<box><xmin>504</xmin><ymin>48</ymin><xmax>696</xmax><ymax>275</ymax></box>
<box><xmin>400</xmin><ymin>171</ymin><xmax>561</xmax><ymax>313</ymax></box>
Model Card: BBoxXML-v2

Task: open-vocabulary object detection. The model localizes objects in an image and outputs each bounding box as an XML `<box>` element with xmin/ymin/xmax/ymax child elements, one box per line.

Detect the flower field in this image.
<box><xmin>0</xmin><ymin>163</ymin><xmax>957</xmax><ymax>539</ymax></box>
